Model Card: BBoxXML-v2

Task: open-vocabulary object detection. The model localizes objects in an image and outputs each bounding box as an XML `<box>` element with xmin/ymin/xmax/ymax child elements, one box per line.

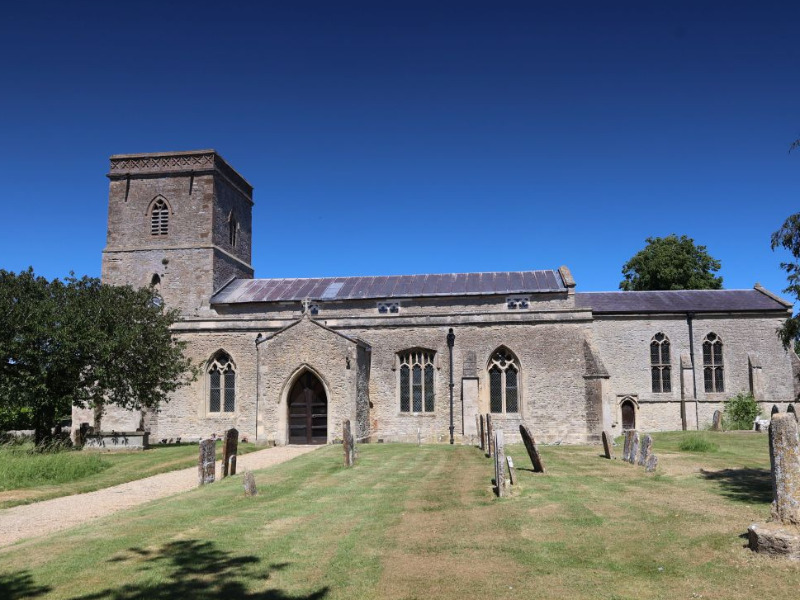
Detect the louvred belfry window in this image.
<box><xmin>150</xmin><ymin>199</ymin><xmax>169</xmax><ymax>236</ymax></box>
<box><xmin>489</xmin><ymin>348</ymin><xmax>520</xmax><ymax>414</ymax></box>
<box><xmin>399</xmin><ymin>350</ymin><xmax>435</xmax><ymax>413</ymax></box>
<box><xmin>650</xmin><ymin>333</ymin><xmax>671</xmax><ymax>393</ymax></box>
<box><xmin>208</xmin><ymin>351</ymin><xmax>235</xmax><ymax>413</ymax></box>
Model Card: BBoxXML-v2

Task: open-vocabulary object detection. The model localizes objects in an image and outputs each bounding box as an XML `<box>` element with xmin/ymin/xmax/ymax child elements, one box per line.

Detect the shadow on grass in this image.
<box><xmin>67</xmin><ymin>539</ymin><xmax>328</xmax><ymax>600</ymax></box>
<box><xmin>0</xmin><ymin>571</ymin><xmax>51</xmax><ymax>599</ymax></box>
<box><xmin>700</xmin><ymin>467</ymin><xmax>772</xmax><ymax>505</ymax></box>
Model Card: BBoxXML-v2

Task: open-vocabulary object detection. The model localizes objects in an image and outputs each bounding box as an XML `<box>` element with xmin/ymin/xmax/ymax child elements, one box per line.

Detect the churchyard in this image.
<box><xmin>0</xmin><ymin>439</ymin><xmax>256</xmax><ymax>508</ymax></box>
<box><xmin>2</xmin><ymin>430</ymin><xmax>799</xmax><ymax>600</ymax></box>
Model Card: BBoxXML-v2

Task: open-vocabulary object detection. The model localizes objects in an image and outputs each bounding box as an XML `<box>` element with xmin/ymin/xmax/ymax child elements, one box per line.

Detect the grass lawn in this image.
<box><xmin>0</xmin><ymin>441</ymin><xmax>257</xmax><ymax>509</ymax></box>
<box><xmin>1</xmin><ymin>431</ymin><xmax>798</xmax><ymax>600</ymax></box>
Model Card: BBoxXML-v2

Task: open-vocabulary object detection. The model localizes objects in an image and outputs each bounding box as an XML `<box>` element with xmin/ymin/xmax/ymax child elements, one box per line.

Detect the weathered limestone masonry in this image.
<box><xmin>72</xmin><ymin>150</ymin><xmax>800</xmax><ymax>448</ymax></box>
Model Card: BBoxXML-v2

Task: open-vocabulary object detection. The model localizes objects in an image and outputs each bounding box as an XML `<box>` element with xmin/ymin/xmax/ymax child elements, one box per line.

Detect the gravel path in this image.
<box><xmin>0</xmin><ymin>444</ymin><xmax>319</xmax><ymax>548</ymax></box>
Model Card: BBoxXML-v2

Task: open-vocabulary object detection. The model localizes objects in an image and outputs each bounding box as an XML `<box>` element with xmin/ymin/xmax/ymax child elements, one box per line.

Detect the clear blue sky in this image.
<box><xmin>1</xmin><ymin>1</ymin><xmax>798</xmax><ymax>296</ymax></box>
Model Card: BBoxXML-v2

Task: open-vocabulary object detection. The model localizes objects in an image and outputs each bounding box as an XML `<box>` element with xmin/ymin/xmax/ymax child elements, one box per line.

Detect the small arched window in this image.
<box><xmin>702</xmin><ymin>333</ymin><xmax>724</xmax><ymax>393</ymax></box>
<box><xmin>489</xmin><ymin>348</ymin><xmax>519</xmax><ymax>414</ymax></box>
<box><xmin>650</xmin><ymin>333</ymin><xmax>671</xmax><ymax>393</ymax></box>
<box><xmin>150</xmin><ymin>198</ymin><xmax>169</xmax><ymax>236</ymax></box>
<box><xmin>208</xmin><ymin>351</ymin><xmax>235</xmax><ymax>413</ymax></box>
<box><xmin>399</xmin><ymin>350</ymin><xmax>435</xmax><ymax>412</ymax></box>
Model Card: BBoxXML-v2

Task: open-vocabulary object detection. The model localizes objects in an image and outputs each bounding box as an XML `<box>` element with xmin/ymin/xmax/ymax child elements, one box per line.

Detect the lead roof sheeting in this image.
<box><xmin>574</xmin><ymin>290</ymin><xmax>789</xmax><ymax>313</ymax></box>
<box><xmin>211</xmin><ymin>269</ymin><xmax>566</xmax><ymax>304</ymax></box>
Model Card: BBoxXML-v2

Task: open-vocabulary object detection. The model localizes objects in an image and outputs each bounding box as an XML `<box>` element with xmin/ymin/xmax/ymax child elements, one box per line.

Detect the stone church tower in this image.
<box><xmin>102</xmin><ymin>150</ymin><xmax>254</xmax><ymax>315</ymax></box>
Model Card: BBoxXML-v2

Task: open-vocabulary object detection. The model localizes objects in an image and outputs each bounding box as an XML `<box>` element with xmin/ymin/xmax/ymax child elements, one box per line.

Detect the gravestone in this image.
<box><xmin>243</xmin><ymin>471</ymin><xmax>257</xmax><ymax>496</ymax></box>
<box><xmin>198</xmin><ymin>438</ymin><xmax>216</xmax><ymax>485</ymax></box>
<box><xmin>343</xmin><ymin>419</ymin><xmax>355</xmax><ymax>467</ymax></box>
<box><xmin>222</xmin><ymin>428</ymin><xmax>238</xmax><ymax>478</ymax></box>
<box><xmin>507</xmin><ymin>456</ymin><xmax>516</xmax><ymax>485</ymax></box>
<box><xmin>788</xmin><ymin>404</ymin><xmax>797</xmax><ymax>420</ymax></box>
<box><xmin>629</xmin><ymin>432</ymin><xmax>640</xmax><ymax>465</ymax></box>
<box><xmin>712</xmin><ymin>410</ymin><xmax>722</xmax><ymax>431</ymax></box>
<box><xmin>637</xmin><ymin>434</ymin><xmax>652</xmax><ymax>467</ymax></box>
<box><xmin>623</xmin><ymin>430</ymin><xmax>632</xmax><ymax>462</ymax></box>
<box><xmin>479</xmin><ymin>415</ymin><xmax>486</xmax><ymax>451</ymax></box>
<box><xmin>601</xmin><ymin>431</ymin><xmax>613</xmax><ymax>459</ymax></box>
<box><xmin>772</xmin><ymin>405</ymin><xmax>780</xmax><ymax>416</ymax></box>
<box><xmin>486</xmin><ymin>414</ymin><xmax>494</xmax><ymax>458</ymax></box>
<box><xmin>519</xmin><ymin>423</ymin><xmax>546</xmax><ymax>473</ymax></box>
<box><xmin>645</xmin><ymin>454</ymin><xmax>658</xmax><ymax>473</ymax></box>
<box><xmin>475</xmin><ymin>414</ymin><xmax>481</xmax><ymax>446</ymax></box>
<box><xmin>494</xmin><ymin>430</ymin><xmax>508</xmax><ymax>497</ymax></box>
<box><xmin>748</xmin><ymin>414</ymin><xmax>800</xmax><ymax>557</ymax></box>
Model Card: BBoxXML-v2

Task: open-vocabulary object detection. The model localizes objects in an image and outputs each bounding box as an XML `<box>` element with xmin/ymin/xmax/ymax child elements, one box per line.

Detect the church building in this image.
<box><xmin>73</xmin><ymin>150</ymin><xmax>800</xmax><ymax>445</ymax></box>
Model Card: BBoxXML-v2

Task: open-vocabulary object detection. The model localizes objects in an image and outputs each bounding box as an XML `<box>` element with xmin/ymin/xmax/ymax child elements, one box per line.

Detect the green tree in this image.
<box><xmin>0</xmin><ymin>269</ymin><xmax>195</xmax><ymax>446</ymax></box>
<box><xmin>771</xmin><ymin>212</ymin><xmax>800</xmax><ymax>350</ymax></box>
<box><xmin>619</xmin><ymin>234</ymin><xmax>723</xmax><ymax>291</ymax></box>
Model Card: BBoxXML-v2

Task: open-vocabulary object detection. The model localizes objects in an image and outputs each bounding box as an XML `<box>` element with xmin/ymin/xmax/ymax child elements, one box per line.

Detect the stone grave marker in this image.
<box><xmin>623</xmin><ymin>430</ymin><xmax>632</xmax><ymax>462</ymax></box>
<box><xmin>637</xmin><ymin>434</ymin><xmax>652</xmax><ymax>467</ymax></box>
<box><xmin>222</xmin><ymin>428</ymin><xmax>238</xmax><ymax>478</ymax></box>
<box><xmin>198</xmin><ymin>438</ymin><xmax>215</xmax><ymax>486</ymax></box>
<box><xmin>475</xmin><ymin>414</ymin><xmax>481</xmax><ymax>446</ymax></box>
<box><xmin>788</xmin><ymin>404</ymin><xmax>797</xmax><ymax>420</ymax></box>
<box><xmin>486</xmin><ymin>414</ymin><xmax>494</xmax><ymax>458</ymax></box>
<box><xmin>479</xmin><ymin>415</ymin><xmax>486</xmax><ymax>451</ymax></box>
<box><xmin>519</xmin><ymin>423</ymin><xmax>546</xmax><ymax>473</ymax></box>
<box><xmin>645</xmin><ymin>454</ymin><xmax>658</xmax><ymax>473</ymax></box>
<box><xmin>601</xmin><ymin>430</ymin><xmax>614</xmax><ymax>459</ymax></box>
<box><xmin>507</xmin><ymin>456</ymin><xmax>516</xmax><ymax>485</ymax></box>
<box><xmin>712</xmin><ymin>410</ymin><xmax>722</xmax><ymax>431</ymax></box>
<box><xmin>343</xmin><ymin>419</ymin><xmax>355</xmax><ymax>467</ymax></box>
<box><xmin>243</xmin><ymin>471</ymin><xmax>257</xmax><ymax>496</ymax></box>
<box><xmin>772</xmin><ymin>404</ymin><xmax>780</xmax><ymax>416</ymax></box>
<box><xmin>629</xmin><ymin>432</ymin><xmax>640</xmax><ymax>465</ymax></box>
<box><xmin>748</xmin><ymin>414</ymin><xmax>800</xmax><ymax>557</ymax></box>
<box><xmin>494</xmin><ymin>430</ymin><xmax>508</xmax><ymax>497</ymax></box>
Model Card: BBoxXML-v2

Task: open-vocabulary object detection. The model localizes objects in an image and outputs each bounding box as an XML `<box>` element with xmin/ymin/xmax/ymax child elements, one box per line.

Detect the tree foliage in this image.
<box><xmin>723</xmin><ymin>392</ymin><xmax>761</xmax><ymax>430</ymax></box>
<box><xmin>771</xmin><ymin>212</ymin><xmax>800</xmax><ymax>350</ymax></box>
<box><xmin>619</xmin><ymin>234</ymin><xmax>723</xmax><ymax>291</ymax></box>
<box><xmin>0</xmin><ymin>269</ymin><xmax>196</xmax><ymax>445</ymax></box>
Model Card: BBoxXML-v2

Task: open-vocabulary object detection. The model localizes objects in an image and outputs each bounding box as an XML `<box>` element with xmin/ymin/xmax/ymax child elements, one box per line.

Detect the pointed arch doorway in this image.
<box><xmin>288</xmin><ymin>371</ymin><xmax>328</xmax><ymax>444</ymax></box>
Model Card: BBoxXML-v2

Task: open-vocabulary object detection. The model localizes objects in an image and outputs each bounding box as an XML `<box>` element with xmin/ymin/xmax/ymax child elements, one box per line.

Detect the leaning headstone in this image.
<box><xmin>519</xmin><ymin>423</ymin><xmax>546</xmax><ymax>473</ymax></box>
<box><xmin>486</xmin><ymin>414</ymin><xmax>494</xmax><ymax>458</ymax></box>
<box><xmin>222</xmin><ymin>428</ymin><xmax>239</xmax><ymax>478</ymax></box>
<box><xmin>343</xmin><ymin>419</ymin><xmax>355</xmax><ymax>467</ymax></box>
<box><xmin>629</xmin><ymin>432</ymin><xmax>640</xmax><ymax>465</ymax></box>
<box><xmin>645</xmin><ymin>454</ymin><xmax>658</xmax><ymax>473</ymax></box>
<box><xmin>479</xmin><ymin>415</ymin><xmax>486</xmax><ymax>451</ymax></box>
<box><xmin>712</xmin><ymin>410</ymin><xmax>722</xmax><ymax>431</ymax></box>
<box><xmin>198</xmin><ymin>438</ymin><xmax>215</xmax><ymax>485</ymax></box>
<box><xmin>748</xmin><ymin>414</ymin><xmax>800</xmax><ymax>557</ymax></box>
<box><xmin>506</xmin><ymin>456</ymin><xmax>516</xmax><ymax>485</ymax></box>
<box><xmin>601</xmin><ymin>431</ymin><xmax>614</xmax><ymax>459</ymax></box>
<box><xmin>637</xmin><ymin>434</ymin><xmax>652</xmax><ymax>467</ymax></box>
<box><xmin>243</xmin><ymin>471</ymin><xmax>257</xmax><ymax>496</ymax></box>
<box><xmin>623</xmin><ymin>430</ymin><xmax>633</xmax><ymax>462</ymax></box>
<box><xmin>494</xmin><ymin>430</ymin><xmax>508</xmax><ymax>497</ymax></box>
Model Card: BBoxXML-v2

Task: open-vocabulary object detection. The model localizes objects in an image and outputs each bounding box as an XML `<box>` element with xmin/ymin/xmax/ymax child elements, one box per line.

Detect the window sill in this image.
<box><xmin>397</xmin><ymin>412</ymin><xmax>436</xmax><ymax>417</ymax></box>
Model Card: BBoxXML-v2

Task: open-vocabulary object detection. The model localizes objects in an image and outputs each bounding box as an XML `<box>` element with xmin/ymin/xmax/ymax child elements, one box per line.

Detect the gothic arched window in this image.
<box><xmin>150</xmin><ymin>198</ymin><xmax>169</xmax><ymax>236</ymax></box>
<box><xmin>702</xmin><ymin>333</ymin><xmax>724</xmax><ymax>393</ymax></box>
<box><xmin>489</xmin><ymin>348</ymin><xmax>519</xmax><ymax>414</ymax></box>
<box><xmin>229</xmin><ymin>213</ymin><xmax>238</xmax><ymax>247</ymax></box>
<box><xmin>399</xmin><ymin>350</ymin><xmax>435</xmax><ymax>413</ymax></box>
<box><xmin>208</xmin><ymin>351</ymin><xmax>235</xmax><ymax>413</ymax></box>
<box><xmin>650</xmin><ymin>333</ymin><xmax>671</xmax><ymax>393</ymax></box>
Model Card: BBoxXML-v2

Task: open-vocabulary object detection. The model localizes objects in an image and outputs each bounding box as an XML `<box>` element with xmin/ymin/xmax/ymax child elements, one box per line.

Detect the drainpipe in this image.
<box><xmin>447</xmin><ymin>328</ymin><xmax>455</xmax><ymax>445</ymax></box>
<box><xmin>687</xmin><ymin>313</ymin><xmax>699</xmax><ymax>430</ymax></box>
<box><xmin>255</xmin><ymin>333</ymin><xmax>263</xmax><ymax>441</ymax></box>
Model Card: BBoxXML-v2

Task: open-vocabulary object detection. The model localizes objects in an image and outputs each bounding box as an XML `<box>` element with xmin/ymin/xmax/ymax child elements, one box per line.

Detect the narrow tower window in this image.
<box><xmin>229</xmin><ymin>214</ymin><xmax>238</xmax><ymax>247</ymax></box>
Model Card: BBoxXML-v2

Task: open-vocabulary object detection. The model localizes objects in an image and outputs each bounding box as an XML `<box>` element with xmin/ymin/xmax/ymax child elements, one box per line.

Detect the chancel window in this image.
<box><xmin>208</xmin><ymin>351</ymin><xmax>235</xmax><ymax>413</ymax></box>
<box><xmin>150</xmin><ymin>198</ymin><xmax>169</xmax><ymax>236</ymax></box>
<box><xmin>489</xmin><ymin>348</ymin><xmax>519</xmax><ymax>413</ymax></box>
<box><xmin>650</xmin><ymin>333</ymin><xmax>671</xmax><ymax>393</ymax></box>
<box><xmin>399</xmin><ymin>350</ymin><xmax>435</xmax><ymax>412</ymax></box>
<box><xmin>702</xmin><ymin>333</ymin><xmax>724</xmax><ymax>393</ymax></box>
